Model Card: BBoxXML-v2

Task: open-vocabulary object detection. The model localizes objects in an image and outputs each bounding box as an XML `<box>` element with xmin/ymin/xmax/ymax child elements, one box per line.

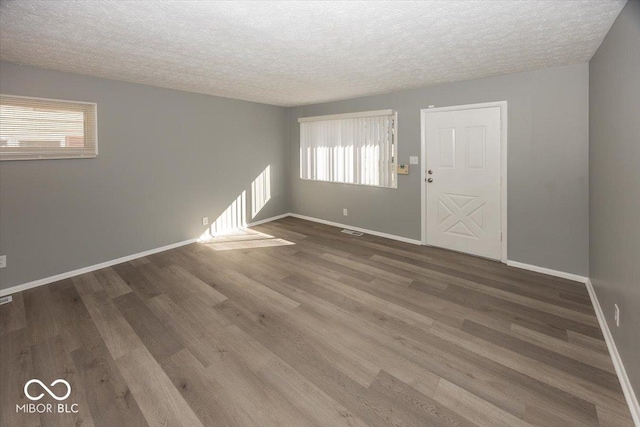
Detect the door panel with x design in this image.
<box><xmin>438</xmin><ymin>194</ymin><xmax>486</xmax><ymax>239</ymax></box>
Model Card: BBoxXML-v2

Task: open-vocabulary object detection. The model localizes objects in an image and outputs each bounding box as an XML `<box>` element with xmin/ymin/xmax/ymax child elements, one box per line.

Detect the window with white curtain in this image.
<box><xmin>0</xmin><ymin>94</ymin><xmax>97</xmax><ymax>161</ymax></box>
<box><xmin>299</xmin><ymin>110</ymin><xmax>397</xmax><ymax>188</ymax></box>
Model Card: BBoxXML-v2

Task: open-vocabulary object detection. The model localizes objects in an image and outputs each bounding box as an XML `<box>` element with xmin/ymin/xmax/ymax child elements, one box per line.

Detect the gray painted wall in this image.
<box><xmin>0</xmin><ymin>61</ymin><xmax>594</xmax><ymax>289</ymax></box>
<box><xmin>0</xmin><ymin>62</ymin><xmax>289</xmax><ymax>290</ymax></box>
<box><xmin>589</xmin><ymin>0</ymin><xmax>640</xmax><ymax>397</ymax></box>
<box><xmin>288</xmin><ymin>64</ymin><xmax>589</xmax><ymax>275</ymax></box>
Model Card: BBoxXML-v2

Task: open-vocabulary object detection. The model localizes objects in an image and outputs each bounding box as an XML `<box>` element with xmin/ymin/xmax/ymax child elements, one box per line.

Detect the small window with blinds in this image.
<box><xmin>299</xmin><ymin>110</ymin><xmax>397</xmax><ymax>188</ymax></box>
<box><xmin>0</xmin><ymin>94</ymin><xmax>97</xmax><ymax>161</ymax></box>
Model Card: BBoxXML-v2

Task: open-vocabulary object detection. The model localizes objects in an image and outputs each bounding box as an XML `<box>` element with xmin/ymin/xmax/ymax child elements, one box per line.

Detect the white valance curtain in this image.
<box><xmin>299</xmin><ymin>111</ymin><xmax>397</xmax><ymax>188</ymax></box>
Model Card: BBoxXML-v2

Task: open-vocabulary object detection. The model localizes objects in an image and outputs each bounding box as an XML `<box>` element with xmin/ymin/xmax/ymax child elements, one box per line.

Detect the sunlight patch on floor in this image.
<box><xmin>199</xmin><ymin>228</ymin><xmax>294</xmax><ymax>251</ymax></box>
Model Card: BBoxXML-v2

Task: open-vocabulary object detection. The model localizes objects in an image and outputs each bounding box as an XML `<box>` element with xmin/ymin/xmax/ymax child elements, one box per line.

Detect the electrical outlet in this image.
<box><xmin>614</xmin><ymin>304</ymin><xmax>620</xmax><ymax>327</ymax></box>
<box><xmin>202</xmin><ymin>217</ymin><xmax>209</xmax><ymax>226</ymax></box>
<box><xmin>0</xmin><ymin>255</ymin><xmax>6</xmax><ymax>268</ymax></box>
<box><xmin>343</xmin><ymin>208</ymin><xmax>348</xmax><ymax>216</ymax></box>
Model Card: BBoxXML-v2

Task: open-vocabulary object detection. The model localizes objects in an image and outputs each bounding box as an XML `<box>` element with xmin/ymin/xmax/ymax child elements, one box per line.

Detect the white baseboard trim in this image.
<box><xmin>506</xmin><ymin>260</ymin><xmax>588</xmax><ymax>283</ymax></box>
<box><xmin>0</xmin><ymin>212</ymin><xmax>292</xmax><ymax>298</ymax></box>
<box><xmin>247</xmin><ymin>213</ymin><xmax>291</xmax><ymax>227</ymax></box>
<box><xmin>585</xmin><ymin>279</ymin><xmax>640</xmax><ymax>426</ymax></box>
<box><xmin>289</xmin><ymin>213</ymin><xmax>422</xmax><ymax>245</ymax></box>
<box><xmin>0</xmin><ymin>238</ymin><xmax>198</xmax><ymax>298</ymax></box>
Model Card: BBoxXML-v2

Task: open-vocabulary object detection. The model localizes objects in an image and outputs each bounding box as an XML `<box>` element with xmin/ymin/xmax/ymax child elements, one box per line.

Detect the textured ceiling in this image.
<box><xmin>0</xmin><ymin>1</ymin><xmax>626</xmax><ymax>106</ymax></box>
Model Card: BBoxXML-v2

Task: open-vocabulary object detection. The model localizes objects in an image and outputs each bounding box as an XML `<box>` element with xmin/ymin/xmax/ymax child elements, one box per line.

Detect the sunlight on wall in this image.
<box><xmin>198</xmin><ymin>191</ymin><xmax>247</xmax><ymax>241</ymax></box>
<box><xmin>198</xmin><ymin>165</ymin><xmax>280</xmax><ymax>246</ymax></box>
<box><xmin>251</xmin><ymin>165</ymin><xmax>271</xmax><ymax>219</ymax></box>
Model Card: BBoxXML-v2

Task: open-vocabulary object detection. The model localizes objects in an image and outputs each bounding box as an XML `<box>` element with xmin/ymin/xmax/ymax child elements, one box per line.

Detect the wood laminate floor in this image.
<box><xmin>0</xmin><ymin>217</ymin><xmax>634</xmax><ymax>426</ymax></box>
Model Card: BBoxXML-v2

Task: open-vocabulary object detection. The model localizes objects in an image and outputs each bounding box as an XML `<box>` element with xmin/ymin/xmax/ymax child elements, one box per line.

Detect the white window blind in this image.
<box><xmin>0</xmin><ymin>94</ymin><xmax>97</xmax><ymax>161</ymax></box>
<box><xmin>299</xmin><ymin>110</ymin><xmax>397</xmax><ymax>188</ymax></box>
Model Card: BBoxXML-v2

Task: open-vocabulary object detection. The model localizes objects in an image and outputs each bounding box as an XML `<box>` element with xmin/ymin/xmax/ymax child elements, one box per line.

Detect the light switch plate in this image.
<box><xmin>409</xmin><ymin>156</ymin><xmax>419</xmax><ymax>165</ymax></box>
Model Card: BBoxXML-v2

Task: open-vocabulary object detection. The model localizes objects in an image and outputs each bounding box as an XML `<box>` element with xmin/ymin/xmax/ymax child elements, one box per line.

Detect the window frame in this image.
<box><xmin>0</xmin><ymin>94</ymin><xmax>98</xmax><ymax>161</ymax></box>
<box><xmin>298</xmin><ymin>109</ymin><xmax>398</xmax><ymax>189</ymax></box>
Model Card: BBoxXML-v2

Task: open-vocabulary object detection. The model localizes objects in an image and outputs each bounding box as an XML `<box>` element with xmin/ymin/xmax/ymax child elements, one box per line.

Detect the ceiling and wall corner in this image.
<box><xmin>0</xmin><ymin>0</ymin><xmax>626</xmax><ymax>107</ymax></box>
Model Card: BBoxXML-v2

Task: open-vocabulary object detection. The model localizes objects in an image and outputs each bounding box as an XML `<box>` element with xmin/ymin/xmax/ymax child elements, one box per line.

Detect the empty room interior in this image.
<box><xmin>0</xmin><ymin>1</ymin><xmax>639</xmax><ymax>426</ymax></box>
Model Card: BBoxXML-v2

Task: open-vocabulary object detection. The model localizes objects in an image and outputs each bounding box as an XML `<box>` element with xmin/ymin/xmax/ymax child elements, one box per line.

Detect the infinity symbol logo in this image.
<box><xmin>24</xmin><ymin>379</ymin><xmax>72</xmax><ymax>401</ymax></box>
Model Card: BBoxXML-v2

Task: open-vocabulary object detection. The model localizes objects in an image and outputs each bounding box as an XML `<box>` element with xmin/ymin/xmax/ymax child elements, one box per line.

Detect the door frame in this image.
<box><xmin>420</xmin><ymin>101</ymin><xmax>508</xmax><ymax>263</ymax></box>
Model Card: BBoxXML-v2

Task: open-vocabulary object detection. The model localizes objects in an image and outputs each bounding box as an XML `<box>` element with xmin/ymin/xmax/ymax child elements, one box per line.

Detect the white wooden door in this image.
<box><xmin>424</xmin><ymin>106</ymin><xmax>502</xmax><ymax>260</ymax></box>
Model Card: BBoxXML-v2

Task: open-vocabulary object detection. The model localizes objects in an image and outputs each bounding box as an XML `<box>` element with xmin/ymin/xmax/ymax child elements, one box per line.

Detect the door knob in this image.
<box><xmin>427</xmin><ymin>170</ymin><xmax>433</xmax><ymax>175</ymax></box>
<box><xmin>427</xmin><ymin>178</ymin><xmax>433</xmax><ymax>183</ymax></box>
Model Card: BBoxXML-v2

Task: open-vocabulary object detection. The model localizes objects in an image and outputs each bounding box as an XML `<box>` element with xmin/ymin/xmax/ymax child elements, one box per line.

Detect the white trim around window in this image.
<box><xmin>0</xmin><ymin>94</ymin><xmax>98</xmax><ymax>161</ymax></box>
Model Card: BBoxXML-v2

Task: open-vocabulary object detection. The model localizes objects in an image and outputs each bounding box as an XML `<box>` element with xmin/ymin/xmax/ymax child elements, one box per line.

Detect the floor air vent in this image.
<box><xmin>341</xmin><ymin>229</ymin><xmax>364</xmax><ymax>237</ymax></box>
